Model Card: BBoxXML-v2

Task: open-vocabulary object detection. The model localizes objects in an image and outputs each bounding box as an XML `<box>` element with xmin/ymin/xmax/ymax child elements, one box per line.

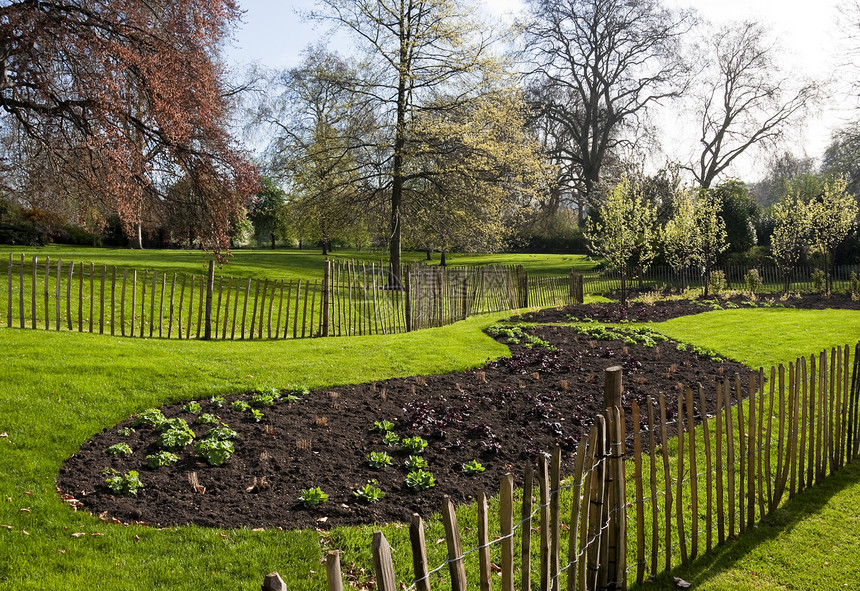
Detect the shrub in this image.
<box><xmin>708</xmin><ymin>270</ymin><xmax>727</xmax><ymax>294</ymax></box>
<box><xmin>744</xmin><ymin>269</ymin><xmax>762</xmax><ymax>295</ymax></box>
<box><xmin>811</xmin><ymin>268</ymin><xmax>826</xmax><ymax>293</ymax></box>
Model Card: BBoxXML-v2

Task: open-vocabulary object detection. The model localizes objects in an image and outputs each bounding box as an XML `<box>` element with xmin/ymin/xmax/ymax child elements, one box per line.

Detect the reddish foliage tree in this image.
<box><xmin>0</xmin><ymin>0</ymin><xmax>257</xmax><ymax>254</ymax></box>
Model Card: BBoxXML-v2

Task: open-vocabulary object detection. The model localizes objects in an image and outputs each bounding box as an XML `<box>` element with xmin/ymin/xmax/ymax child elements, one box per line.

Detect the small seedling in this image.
<box><xmin>105</xmin><ymin>470</ymin><xmax>143</xmax><ymax>496</ymax></box>
<box><xmin>182</xmin><ymin>401</ymin><xmax>202</xmax><ymax>414</ymax></box>
<box><xmin>462</xmin><ymin>459</ymin><xmax>486</xmax><ymax>474</ymax></box>
<box><xmin>132</xmin><ymin>408</ymin><xmax>166</xmax><ymax>429</ymax></box>
<box><xmin>400</xmin><ymin>436</ymin><xmax>428</xmax><ymax>454</ymax></box>
<box><xmin>297</xmin><ymin>486</ymin><xmax>329</xmax><ymax>506</ymax></box>
<box><xmin>371</xmin><ymin>419</ymin><xmax>395</xmax><ymax>433</ymax></box>
<box><xmin>232</xmin><ymin>400</ymin><xmax>250</xmax><ymax>412</ymax></box>
<box><xmin>382</xmin><ymin>431</ymin><xmax>400</xmax><ymax>446</ymax></box>
<box><xmin>405</xmin><ymin>469</ymin><xmax>436</xmax><ymax>491</ymax></box>
<box><xmin>117</xmin><ymin>427</ymin><xmax>135</xmax><ymax>437</ymax></box>
<box><xmin>367</xmin><ymin>451</ymin><xmax>392</xmax><ymax>469</ymax></box>
<box><xmin>210</xmin><ymin>395</ymin><xmax>226</xmax><ymax>407</ymax></box>
<box><xmin>194</xmin><ymin>439</ymin><xmax>234</xmax><ymax>466</ymax></box>
<box><xmin>353</xmin><ymin>481</ymin><xmax>385</xmax><ymax>503</ymax></box>
<box><xmin>405</xmin><ymin>455</ymin><xmax>428</xmax><ymax>470</ymax></box>
<box><xmin>105</xmin><ymin>443</ymin><xmax>133</xmax><ymax>457</ymax></box>
<box><xmin>146</xmin><ymin>451</ymin><xmax>179</xmax><ymax>469</ymax></box>
<box><xmin>250</xmin><ymin>409</ymin><xmax>264</xmax><ymax>422</ymax></box>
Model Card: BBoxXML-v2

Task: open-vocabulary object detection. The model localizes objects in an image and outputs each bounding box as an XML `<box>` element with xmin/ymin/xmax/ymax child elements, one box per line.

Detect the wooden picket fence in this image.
<box><xmin>584</xmin><ymin>263</ymin><xmax>860</xmax><ymax>295</ymax></box>
<box><xmin>1</xmin><ymin>254</ymin><xmax>583</xmax><ymax>340</ymax></box>
<box><xmin>263</xmin><ymin>342</ymin><xmax>860</xmax><ymax>591</ymax></box>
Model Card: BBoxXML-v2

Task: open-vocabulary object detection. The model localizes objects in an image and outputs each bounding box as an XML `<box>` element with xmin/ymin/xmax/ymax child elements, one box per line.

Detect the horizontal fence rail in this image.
<box><xmin>1</xmin><ymin>254</ymin><xmax>584</xmax><ymax>340</ymax></box>
<box><xmin>263</xmin><ymin>341</ymin><xmax>860</xmax><ymax>591</ymax></box>
<box><xmin>584</xmin><ymin>264</ymin><xmax>860</xmax><ymax>296</ymax></box>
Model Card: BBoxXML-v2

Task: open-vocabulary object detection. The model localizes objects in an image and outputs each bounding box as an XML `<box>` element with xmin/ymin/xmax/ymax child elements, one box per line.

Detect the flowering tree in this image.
<box><xmin>586</xmin><ymin>177</ymin><xmax>658</xmax><ymax>306</ymax></box>
<box><xmin>0</xmin><ymin>0</ymin><xmax>257</xmax><ymax>254</ymax></box>
<box><xmin>807</xmin><ymin>177</ymin><xmax>858</xmax><ymax>293</ymax></box>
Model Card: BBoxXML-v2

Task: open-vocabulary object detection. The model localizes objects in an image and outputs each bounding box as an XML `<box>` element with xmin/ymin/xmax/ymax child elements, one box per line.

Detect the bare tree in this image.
<box><xmin>688</xmin><ymin>21</ymin><xmax>820</xmax><ymax>188</ymax></box>
<box><xmin>521</xmin><ymin>0</ymin><xmax>693</xmax><ymax>210</ymax></box>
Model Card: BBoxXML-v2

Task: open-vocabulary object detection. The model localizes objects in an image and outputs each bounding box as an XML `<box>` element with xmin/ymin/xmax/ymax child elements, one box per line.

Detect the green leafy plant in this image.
<box><xmin>117</xmin><ymin>427</ymin><xmax>135</xmax><ymax>437</ymax></box>
<box><xmin>131</xmin><ymin>408</ymin><xmax>166</xmax><ymax>429</ymax></box>
<box><xmin>404</xmin><ymin>455</ymin><xmax>428</xmax><ymax>470</ymax></box>
<box><xmin>105</xmin><ymin>442</ymin><xmax>133</xmax><ymax>457</ymax></box>
<box><xmin>105</xmin><ymin>470</ymin><xmax>143</xmax><ymax>496</ymax></box>
<box><xmin>210</xmin><ymin>395</ymin><xmax>226</xmax><ymax>407</ymax></box>
<box><xmin>371</xmin><ymin>419</ymin><xmax>395</xmax><ymax>433</ymax></box>
<box><xmin>231</xmin><ymin>400</ymin><xmax>250</xmax><ymax>412</ymax></box>
<box><xmin>182</xmin><ymin>401</ymin><xmax>202</xmax><ymax>414</ymax></box>
<box><xmin>400</xmin><ymin>436</ymin><xmax>428</xmax><ymax>454</ymax></box>
<box><xmin>156</xmin><ymin>420</ymin><xmax>195</xmax><ymax>450</ymax></box>
<box><xmin>195</xmin><ymin>413</ymin><xmax>221</xmax><ymax>425</ymax></box>
<box><xmin>250</xmin><ymin>409</ymin><xmax>264</xmax><ymax>422</ymax></box>
<box><xmin>251</xmin><ymin>393</ymin><xmax>276</xmax><ymax>407</ymax></box>
<box><xmin>284</xmin><ymin>384</ymin><xmax>310</xmax><ymax>400</ymax></box>
<box><xmin>405</xmin><ymin>469</ymin><xmax>436</xmax><ymax>491</ymax></box>
<box><xmin>353</xmin><ymin>481</ymin><xmax>385</xmax><ymax>503</ymax></box>
<box><xmin>297</xmin><ymin>486</ymin><xmax>329</xmax><ymax>506</ymax></box>
<box><xmin>367</xmin><ymin>451</ymin><xmax>392</xmax><ymax>469</ymax></box>
<box><xmin>194</xmin><ymin>439</ymin><xmax>234</xmax><ymax>466</ymax></box>
<box><xmin>709</xmin><ymin>270</ymin><xmax>727</xmax><ymax>294</ymax></box>
<box><xmin>204</xmin><ymin>426</ymin><xmax>237</xmax><ymax>441</ymax></box>
<box><xmin>382</xmin><ymin>431</ymin><xmax>400</xmax><ymax>446</ymax></box>
<box><xmin>462</xmin><ymin>459</ymin><xmax>485</xmax><ymax>474</ymax></box>
<box><xmin>145</xmin><ymin>451</ymin><xmax>179</xmax><ymax>469</ymax></box>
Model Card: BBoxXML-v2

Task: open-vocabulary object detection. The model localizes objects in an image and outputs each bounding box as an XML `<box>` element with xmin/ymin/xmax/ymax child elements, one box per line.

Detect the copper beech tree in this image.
<box><xmin>0</xmin><ymin>0</ymin><xmax>257</xmax><ymax>253</ymax></box>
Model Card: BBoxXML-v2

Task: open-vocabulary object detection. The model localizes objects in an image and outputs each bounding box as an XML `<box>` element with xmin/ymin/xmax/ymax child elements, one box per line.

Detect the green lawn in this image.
<box><xmin>0</xmin><ymin>245</ymin><xmax>596</xmax><ymax>282</ymax></box>
<box><xmin>0</xmin><ymin>247</ymin><xmax>858</xmax><ymax>591</ymax></box>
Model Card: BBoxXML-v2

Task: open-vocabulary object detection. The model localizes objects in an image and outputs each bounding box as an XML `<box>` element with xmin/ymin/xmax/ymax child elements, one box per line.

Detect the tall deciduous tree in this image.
<box><xmin>0</xmin><ymin>0</ymin><xmax>257</xmax><ymax>253</ymax></box>
<box><xmin>688</xmin><ymin>20</ymin><xmax>819</xmax><ymax>188</ymax></box>
<box><xmin>585</xmin><ymin>176</ymin><xmax>658</xmax><ymax>306</ymax></box>
<box><xmin>252</xmin><ymin>49</ymin><xmax>375</xmax><ymax>255</ymax></box>
<box><xmin>308</xmin><ymin>0</ymin><xmax>499</xmax><ymax>285</ymax></box>
<box><xmin>522</xmin><ymin>0</ymin><xmax>692</xmax><ymax>210</ymax></box>
<box><xmin>822</xmin><ymin>123</ymin><xmax>860</xmax><ymax>195</ymax></box>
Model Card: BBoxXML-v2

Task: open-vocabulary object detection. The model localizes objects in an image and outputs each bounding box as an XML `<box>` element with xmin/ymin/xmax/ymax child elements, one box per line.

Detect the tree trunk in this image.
<box><xmin>388</xmin><ymin>21</ymin><xmax>408</xmax><ymax>290</ymax></box>
<box><xmin>130</xmin><ymin>222</ymin><xmax>143</xmax><ymax>250</ymax></box>
<box><xmin>620</xmin><ymin>268</ymin><xmax>627</xmax><ymax>308</ymax></box>
<box><xmin>440</xmin><ymin>251</ymin><xmax>447</xmax><ymax>267</ymax></box>
<box><xmin>426</xmin><ymin>249</ymin><xmax>432</xmax><ymax>261</ymax></box>
<box><xmin>270</xmin><ymin>233</ymin><xmax>275</xmax><ymax>249</ymax></box>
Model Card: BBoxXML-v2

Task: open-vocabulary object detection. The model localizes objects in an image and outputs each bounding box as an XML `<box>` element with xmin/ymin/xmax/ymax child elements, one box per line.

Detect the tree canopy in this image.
<box><xmin>0</xmin><ymin>0</ymin><xmax>257</xmax><ymax>253</ymax></box>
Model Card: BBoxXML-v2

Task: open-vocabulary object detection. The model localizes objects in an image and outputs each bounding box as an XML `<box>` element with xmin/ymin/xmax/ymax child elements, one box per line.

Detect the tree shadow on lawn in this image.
<box><xmin>635</xmin><ymin>461</ymin><xmax>860</xmax><ymax>590</ymax></box>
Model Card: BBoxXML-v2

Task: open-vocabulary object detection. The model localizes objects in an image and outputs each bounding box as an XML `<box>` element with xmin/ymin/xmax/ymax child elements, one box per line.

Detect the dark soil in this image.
<box><xmin>514</xmin><ymin>292</ymin><xmax>860</xmax><ymax>324</ymax></box>
<box><xmin>58</xmin><ymin>325</ymin><xmax>753</xmax><ymax>531</ymax></box>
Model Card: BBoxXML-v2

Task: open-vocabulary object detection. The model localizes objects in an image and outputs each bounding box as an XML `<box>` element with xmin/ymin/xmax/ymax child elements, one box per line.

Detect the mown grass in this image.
<box><xmin>0</xmin><ymin>245</ymin><xmax>596</xmax><ymax>282</ymax></box>
<box><xmin>0</xmin><ymin>262</ymin><xmax>858</xmax><ymax>591</ymax></box>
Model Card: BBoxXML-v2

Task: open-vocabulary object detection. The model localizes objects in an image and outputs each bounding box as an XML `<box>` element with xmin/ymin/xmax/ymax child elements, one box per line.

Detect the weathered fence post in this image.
<box><xmin>516</xmin><ymin>265</ymin><xmax>528</xmax><ymax>308</ymax></box>
<box><xmin>204</xmin><ymin>260</ymin><xmax>215</xmax><ymax>340</ymax></box>
<box><xmin>603</xmin><ymin>366</ymin><xmax>627</xmax><ymax>590</ymax></box>
<box><xmin>569</xmin><ymin>271</ymin><xmax>584</xmax><ymax>304</ymax></box>
<box><xmin>404</xmin><ymin>267</ymin><xmax>412</xmax><ymax>333</ymax></box>
<box><xmin>262</xmin><ymin>571</ymin><xmax>287</xmax><ymax>591</ymax></box>
<box><xmin>326</xmin><ymin>551</ymin><xmax>344</xmax><ymax>591</ymax></box>
<box><xmin>322</xmin><ymin>258</ymin><xmax>331</xmax><ymax>337</ymax></box>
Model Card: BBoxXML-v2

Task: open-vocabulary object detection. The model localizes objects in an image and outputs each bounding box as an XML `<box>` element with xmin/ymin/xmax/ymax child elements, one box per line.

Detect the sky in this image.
<box><xmin>225</xmin><ymin>0</ymin><xmax>853</xmax><ymax>182</ymax></box>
